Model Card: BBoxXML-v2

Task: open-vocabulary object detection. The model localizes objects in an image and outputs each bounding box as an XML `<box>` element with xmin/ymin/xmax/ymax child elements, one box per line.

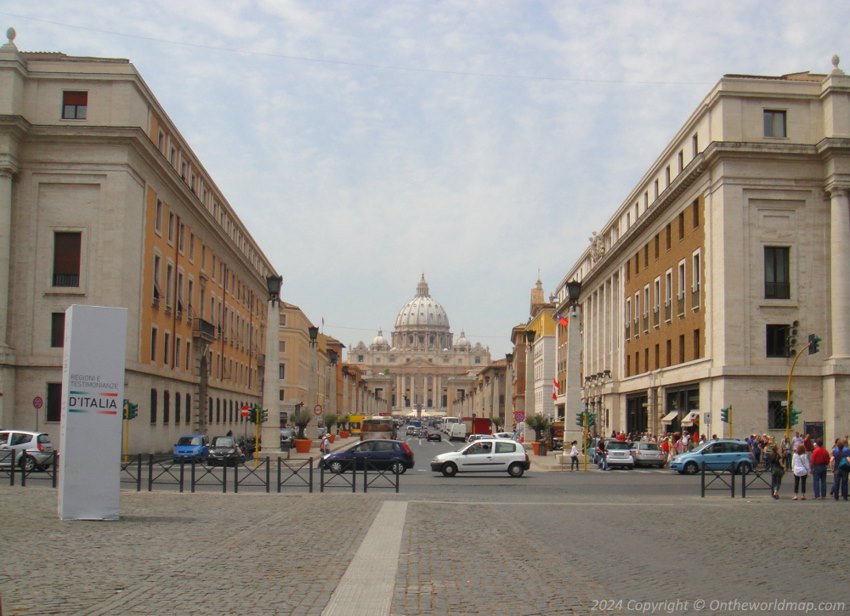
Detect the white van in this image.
<box><xmin>442</xmin><ymin>417</ymin><xmax>460</xmax><ymax>434</ymax></box>
<box><xmin>448</xmin><ymin>423</ymin><xmax>468</xmax><ymax>441</ymax></box>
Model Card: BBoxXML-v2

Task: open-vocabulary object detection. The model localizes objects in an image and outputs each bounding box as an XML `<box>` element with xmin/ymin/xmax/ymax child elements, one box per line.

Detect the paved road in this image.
<box><xmin>2</xmin><ymin>465</ymin><xmax>848</xmax><ymax>615</ymax></box>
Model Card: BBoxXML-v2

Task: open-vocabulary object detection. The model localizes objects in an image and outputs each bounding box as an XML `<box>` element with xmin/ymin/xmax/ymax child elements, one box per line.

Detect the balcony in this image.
<box><xmin>677</xmin><ymin>293</ymin><xmax>685</xmax><ymax>317</ymax></box>
<box><xmin>653</xmin><ymin>308</ymin><xmax>660</xmax><ymax>327</ymax></box>
<box><xmin>193</xmin><ymin>318</ymin><xmax>216</xmax><ymax>343</ymax></box>
<box><xmin>691</xmin><ymin>286</ymin><xmax>700</xmax><ymax>310</ymax></box>
<box><xmin>52</xmin><ymin>273</ymin><xmax>79</xmax><ymax>287</ymax></box>
<box><xmin>642</xmin><ymin>313</ymin><xmax>649</xmax><ymax>333</ymax></box>
<box><xmin>664</xmin><ymin>301</ymin><xmax>672</xmax><ymax>321</ymax></box>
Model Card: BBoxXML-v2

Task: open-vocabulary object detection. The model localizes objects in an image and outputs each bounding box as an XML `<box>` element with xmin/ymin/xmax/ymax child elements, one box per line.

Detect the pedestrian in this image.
<box><xmin>320</xmin><ymin>433</ymin><xmax>331</xmax><ymax>455</ymax></box>
<box><xmin>569</xmin><ymin>440</ymin><xmax>580</xmax><ymax>471</ymax></box>
<box><xmin>810</xmin><ymin>438</ymin><xmax>830</xmax><ymax>500</ymax></box>
<box><xmin>791</xmin><ymin>444</ymin><xmax>810</xmax><ymax>500</ymax></box>
<box><xmin>767</xmin><ymin>440</ymin><xmax>784</xmax><ymax>499</ymax></box>
<box><xmin>596</xmin><ymin>438</ymin><xmax>608</xmax><ymax>471</ymax></box>
<box><xmin>832</xmin><ymin>438</ymin><xmax>850</xmax><ymax>501</ymax></box>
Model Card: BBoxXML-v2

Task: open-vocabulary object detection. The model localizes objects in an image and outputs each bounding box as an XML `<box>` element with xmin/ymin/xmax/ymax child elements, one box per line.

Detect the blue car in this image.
<box><xmin>669</xmin><ymin>439</ymin><xmax>753</xmax><ymax>474</ymax></box>
<box><xmin>173</xmin><ymin>434</ymin><xmax>209</xmax><ymax>463</ymax></box>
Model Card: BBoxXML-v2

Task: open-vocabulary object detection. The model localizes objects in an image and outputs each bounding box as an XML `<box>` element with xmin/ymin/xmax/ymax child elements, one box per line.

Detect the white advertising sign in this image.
<box><xmin>58</xmin><ymin>305</ymin><xmax>127</xmax><ymax>520</ymax></box>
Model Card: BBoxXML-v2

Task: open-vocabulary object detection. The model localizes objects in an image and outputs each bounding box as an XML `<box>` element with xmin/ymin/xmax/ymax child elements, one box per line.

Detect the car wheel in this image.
<box><xmin>442</xmin><ymin>462</ymin><xmax>458</xmax><ymax>477</ymax></box>
<box><xmin>391</xmin><ymin>461</ymin><xmax>406</xmax><ymax>475</ymax></box>
<box><xmin>684</xmin><ymin>461</ymin><xmax>699</xmax><ymax>475</ymax></box>
<box><xmin>508</xmin><ymin>462</ymin><xmax>525</xmax><ymax>478</ymax></box>
<box><xmin>329</xmin><ymin>461</ymin><xmax>345</xmax><ymax>474</ymax></box>
<box><xmin>20</xmin><ymin>455</ymin><xmax>36</xmax><ymax>473</ymax></box>
<box><xmin>737</xmin><ymin>461</ymin><xmax>752</xmax><ymax>474</ymax></box>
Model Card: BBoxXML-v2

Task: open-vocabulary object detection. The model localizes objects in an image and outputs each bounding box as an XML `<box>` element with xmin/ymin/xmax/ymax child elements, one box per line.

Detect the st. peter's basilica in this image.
<box><xmin>348</xmin><ymin>275</ymin><xmax>491</xmax><ymax>414</ymax></box>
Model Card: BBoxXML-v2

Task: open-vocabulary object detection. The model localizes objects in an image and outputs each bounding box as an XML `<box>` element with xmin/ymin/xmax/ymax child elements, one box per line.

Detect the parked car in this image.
<box><xmin>631</xmin><ymin>441</ymin><xmax>666</xmax><ymax>468</ymax></box>
<box><xmin>426</xmin><ymin>430</ymin><xmax>442</xmax><ymax>442</ymax></box>
<box><xmin>448</xmin><ymin>423</ymin><xmax>468</xmax><ymax>441</ymax></box>
<box><xmin>465</xmin><ymin>433</ymin><xmax>488</xmax><ymax>443</ymax></box>
<box><xmin>173</xmin><ymin>434</ymin><xmax>210</xmax><ymax>463</ymax></box>
<box><xmin>605</xmin><ymin>440</ymin><xmax>635</xmax><ymax>469</ymax></box>
<box><xmin>321</xmin><ymin>439</ymin><xmax>414</xmax><ymax>474</ymax></box>
<box><xmin>492</xmin><ymin>432</ymin><xmax>515</xmax><ymax>441</ymax></box>
<box><xmin>0</xmin><ymin>429</ymin><xmax>54</xmax><ymax>471</ymax></box>
<box><xmin>207</xmin><ymin>435</ymin><xmax>245</xmax><ymax>466</ymax></box>
<box><xmin>669</xmin><ymin>439</ymin><xmax>754</xmax><ymax>475</ymax></box>
<box><xmin>279</xmin><ymin>428</ymin><xmax>297</xmax><ymax>449</ymax></box>
<box><xmin>431</xmin><ymin>438</ymin><xmax>530</xmax><ymax>478</ymax></box>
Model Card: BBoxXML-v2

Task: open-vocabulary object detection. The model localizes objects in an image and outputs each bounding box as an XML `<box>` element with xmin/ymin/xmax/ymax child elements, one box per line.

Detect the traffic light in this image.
<box><xmin>576</xmin><ymin>411</ymin><xmax>585</xmax><ymax>427</ymax></box>
<box><xmin>248</xmin><ymin>407</ymin><xmax>257</xmax><ymax>424</ymax></box>
<box><xmin>259</xmin><ymin>408</ymin><xmax>268</xmax><ymax>423</ymax></box>
<box><xmin>587</xmin><ymin>412</ymin><xmax>596</xmax><ymax>427</ymax></box>
<box><xmin>720</xmin><ymin>406</ymin><xmax>730</xmax><ymax>423</ymax></box>
<box><xmin>789</xmin><ymin>407</ymin><xmax>801</xmax><ymax>427</ymax></box>
<box><xmin>785</xmin><ymin>320</ymin><xmax>799</xmax><ymax>357</ymax></box>
<box><xmin>808</xmin><ymin>334</ymin><xmax>821</xmax><ymax>355</ymax></box>
<box><xmin>123</xmin><ymin>400</ymin><xmax>138</xmax><ymax>420</ymax></box>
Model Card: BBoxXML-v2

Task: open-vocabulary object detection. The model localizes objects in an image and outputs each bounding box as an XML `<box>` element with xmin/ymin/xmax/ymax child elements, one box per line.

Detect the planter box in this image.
<box><xmin>339</xmin><ymin>430</ymin><xmax>350</xmax><ymax>438</ymax></box>
<box><xmin>293</xmin><ymin>438</ymin><xmax>312</xmax><ymax>454</ymax></box>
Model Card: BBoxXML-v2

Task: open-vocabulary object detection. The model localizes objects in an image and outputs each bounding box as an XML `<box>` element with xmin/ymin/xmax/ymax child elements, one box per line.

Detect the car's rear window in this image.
<box><xmin>637</xmin><ymin>443</ymin><xmax>660</xmax><ymax>450</ymax></box>
<box><xmin>495</xmin><ymin>442</ymin><xmax>516</xmax><ymax>453</ymax></box>
<box><xmin>607</xmin><ymin>441</ymin><xmax>630</xmax><ymax>450</ymax></box>
<box><xmin>37</xmin><ymin>434</ymin><xmax>51</xmax><ymax>445</ymax></box>
<box><xmin>0</xmin><ymin>433</ymin><xmax>8</xmax><ymax>445</ymax></box>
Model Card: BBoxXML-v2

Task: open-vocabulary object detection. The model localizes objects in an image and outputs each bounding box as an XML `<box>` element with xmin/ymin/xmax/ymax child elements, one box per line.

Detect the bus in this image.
<box><xmin>360</xmin><ymin>416</ymin><xmax>396</xmax><ymax>441</ymax></box>
<box><xmin>348</xmin><ymin>414</ymin><xmax>365</xmax><ymax>435</ymax></box>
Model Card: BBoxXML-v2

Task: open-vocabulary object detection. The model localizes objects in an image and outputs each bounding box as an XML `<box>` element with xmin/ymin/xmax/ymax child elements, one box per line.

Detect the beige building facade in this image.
<box><xmin>554</xmin><ymin>59</ymin><xmax>850</xmax><ymax>445</ymax></box>
<box><xmin>0</xmin><ymin>33</ymin><xmax>279</xmax><ymax>453</ymax></box>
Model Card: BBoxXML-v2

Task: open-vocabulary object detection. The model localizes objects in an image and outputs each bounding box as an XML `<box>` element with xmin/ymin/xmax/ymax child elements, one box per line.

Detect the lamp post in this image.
<box><xmin>564</xmin><ymin>279</ymin><xmax>585</xmax><ymax>469</ymax></box>
<box><xmin>307</xmin><ymin>325</ymin><xmax>319</xmax><ymax>441</ymax></box>
<box><xmin>505</xmin><ymin>352</ymin><xmax>513</xmax><ymax>430</ymax></box>
<box><xmin>327</xmin><ymin>349</ymin><xmax>338</xmax><ymax>419</ymax></box>
<box><xmin>260</xmin><ymin>275</ymin><xmax>283</xmax><ymax>456</ymax></box>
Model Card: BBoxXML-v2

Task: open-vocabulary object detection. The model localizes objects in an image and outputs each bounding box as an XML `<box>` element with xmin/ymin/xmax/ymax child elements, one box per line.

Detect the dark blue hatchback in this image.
<box><xmin>321</xmin><ymin>439</ymin><xmax>414</xmax><ymax>474</ymax></box>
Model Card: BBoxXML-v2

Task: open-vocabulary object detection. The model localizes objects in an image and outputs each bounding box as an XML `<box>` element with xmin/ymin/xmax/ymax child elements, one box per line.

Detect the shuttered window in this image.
<box><xmin>62</xmin><ymin>91</ymin><xmax>88</xmax><ymax>119</ymax></box>
<box><xmin>53</xmin><ymin>232</ymin><xmax>81</xmax><ymax>287</ymax></box>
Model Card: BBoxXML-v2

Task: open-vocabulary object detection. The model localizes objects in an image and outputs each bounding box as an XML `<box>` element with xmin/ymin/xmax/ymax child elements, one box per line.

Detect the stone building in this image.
<box><xmin>348</xmin><ymin>275</ymin><xmax>490</xmax><ymax>415</ymax></box>
<box><xmin>554</xmin><ymin>58</ymin><xmax>850</xmax><ymax>445</ymax></box>
<box><xmin>0</xmin><ymin>31</ymin><xmax>278</xmax><ymax>452</ymax></box>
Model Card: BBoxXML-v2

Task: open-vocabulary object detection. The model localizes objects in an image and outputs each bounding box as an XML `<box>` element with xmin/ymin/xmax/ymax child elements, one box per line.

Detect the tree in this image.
<box><xmin>291</xmin><ymin>407</ymin><xmax>312</xmax><ymax>439</ymax></box>
<box><xmin>323</xmin><ymin>413</ymin><xmax>338</xmax><ymax>434</ymax></box>
<box><xmin>525</xmin><ymin>413</ymin><xmax>551</xmax><ymax>443</ymax></box>
<box><xmin>339</xmin><ymin>414</ymin><xmax>350</xmax><ymax>431</ymax></box>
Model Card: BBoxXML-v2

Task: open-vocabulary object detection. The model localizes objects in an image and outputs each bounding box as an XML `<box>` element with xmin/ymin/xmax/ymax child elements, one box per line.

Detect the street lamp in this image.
<box><xmin>307</xmin><ymin>324</ymin><xmax>319</xmax><ymax>440</ymax></box>
<box><xmin>260</xmin><ymin>273</ymin><xmax>283</xmax><ymax>458</ymax></box>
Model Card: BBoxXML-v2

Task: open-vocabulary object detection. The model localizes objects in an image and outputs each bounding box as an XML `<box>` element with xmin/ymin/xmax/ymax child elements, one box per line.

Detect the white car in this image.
<box><xmin>492</xmin><ymin>432</ymin><xmax>515</xmax><ymax>440</ymax></box>
<box><xmin>605</xmin><ymin>440</ymin><xmax>635</xmax><ymax>469</ymax></box>
<box><xmin>430</xmin><ymin>438</ymin><xmax>530</xmax><ymax>478</ymax></box>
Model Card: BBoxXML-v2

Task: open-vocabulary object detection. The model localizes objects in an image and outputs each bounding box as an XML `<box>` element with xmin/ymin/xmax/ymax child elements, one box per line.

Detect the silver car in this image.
<box><xmin>631</xmin><ymin>441</ymin><xmax>666</xmax><ymax>468</ymax></box>
<box><xmin>0</xmin><ymin>430</ymin><xmax>55</xmax><ymax>471</ymax></box>
<box><xmin>605</xmin><ymin>440</ymin><xmax>635</xmax><ymax>469</ymax></box>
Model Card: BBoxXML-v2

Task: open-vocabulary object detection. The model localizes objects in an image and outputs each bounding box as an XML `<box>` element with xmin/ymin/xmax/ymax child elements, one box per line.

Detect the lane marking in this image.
<box><xmin>323</xmin><ymin>501</ymin><xmax>408</xmax><ymax>616</ymax></box>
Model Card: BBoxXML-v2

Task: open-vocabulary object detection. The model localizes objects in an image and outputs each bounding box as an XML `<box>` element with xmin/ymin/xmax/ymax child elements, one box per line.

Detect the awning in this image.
<box><xmin>661</xmin><ymin>411</ymin><xmax>679</xmax><ymax>424</ymax></box>
<box><xmin>681</xmin><ymin>413</ymin><xmax>699</xmax><ymax>427</ymax></box>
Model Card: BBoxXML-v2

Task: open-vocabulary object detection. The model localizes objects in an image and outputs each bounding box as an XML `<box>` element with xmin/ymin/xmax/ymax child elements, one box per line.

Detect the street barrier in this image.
<box><xmin>740</xmin><ymin>466</ymin><xmax>773</xmax><ymax>498</ymax></box>
<box><xmin>700</xmin><ymin>462</ymin><xmax>736</xmax><ymax>498</ymax></box>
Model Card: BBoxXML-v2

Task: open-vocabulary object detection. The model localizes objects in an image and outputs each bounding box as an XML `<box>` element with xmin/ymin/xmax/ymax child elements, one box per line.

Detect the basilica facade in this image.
<box><xmin>347</xmin><ymin>275</ymin><xmax>490</xmax><ymax>414</ymax></box>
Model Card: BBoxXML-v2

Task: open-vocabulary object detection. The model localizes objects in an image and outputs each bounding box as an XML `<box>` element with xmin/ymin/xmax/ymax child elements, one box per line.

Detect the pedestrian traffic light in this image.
<box><xmin>808</xmin><ymin>334</ymin><xmax>821</xmax><ymax>355</ymax></box>
<box><xmin>720</xmin><ymin>406</ymin><xmax>730</xmax><ymax>423</ymax></box>
<box><xmin>789</xmin><ymin>407</ymin><xmax>801</xmax><ymax>427</ymax></box>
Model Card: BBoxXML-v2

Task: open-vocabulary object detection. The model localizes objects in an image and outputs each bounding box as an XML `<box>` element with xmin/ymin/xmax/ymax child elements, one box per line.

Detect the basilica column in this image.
<box><xmin>829</xmin><ymin>187</ymin><xmax>850</xmax><ymax>358</ymax></box>
<box><xmin>0</xmin><ymin>163</ymin><xmax>17</xmax><ymax>428</ymax></box>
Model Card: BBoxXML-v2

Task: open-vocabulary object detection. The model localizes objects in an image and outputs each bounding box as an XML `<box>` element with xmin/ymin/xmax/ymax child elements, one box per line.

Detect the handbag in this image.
<box><xmin>839</xmin><ymin>456</ymin><xmax>850</xmax><ymax>470</ymax></box>
<box><xmin>772</xmin><ymin>461</ymin><xmax>785</xmax><ymax>477</ymax></box>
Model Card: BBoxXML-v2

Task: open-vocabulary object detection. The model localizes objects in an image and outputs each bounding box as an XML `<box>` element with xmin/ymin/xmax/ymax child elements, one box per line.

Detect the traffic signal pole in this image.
<box><xmin>785</xmin><ymin>345</ymin><xmax>809</xmax><ymax>443</ymax></box>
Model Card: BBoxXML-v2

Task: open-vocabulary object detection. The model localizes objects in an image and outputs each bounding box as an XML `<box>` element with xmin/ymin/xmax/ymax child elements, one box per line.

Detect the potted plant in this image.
<box><xmin>323</xmin><ymin>413</ymin><xmax>338</xmax><ymax>443</ymax></box>
<box><xmin>525</xmin><ymin>413</ymin><xmax>551</xmax><ymax>456</ymax></box>
<box><xmin>339</xmin><ymin>414</ymin><xmax>350</xmax><ymax>438</ymax></box>
<box><xmin>291</xmin><ymin>407</ymin><xmax>313</xmax><ymax>453</ymax></box>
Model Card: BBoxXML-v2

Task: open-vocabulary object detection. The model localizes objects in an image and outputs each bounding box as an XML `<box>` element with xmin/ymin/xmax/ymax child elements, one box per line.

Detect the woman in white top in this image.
<box><xmin>569</xmin><ymin>441</ymin><xmax>580</xmax><ymax>471</ymax></box>
<box><xmin>792</xmin><ymin>444</ymin><xmax>811</xmax><ymax>500</ymax></box>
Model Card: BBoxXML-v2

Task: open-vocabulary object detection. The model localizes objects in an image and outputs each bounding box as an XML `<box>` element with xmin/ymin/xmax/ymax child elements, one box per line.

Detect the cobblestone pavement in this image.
<box><xmin>1</xmin><ymin>484</ymin><xmax>848</xmax><ymax>615</ymax></box>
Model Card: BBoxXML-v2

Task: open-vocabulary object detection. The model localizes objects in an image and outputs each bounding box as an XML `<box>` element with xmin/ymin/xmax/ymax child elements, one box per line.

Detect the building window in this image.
<box><xmin>62</xmin><ymin>91</ymin><xmax>87</xmax><ymax>119</ymax></box>
<box><xmin>665</xmin><ymin>269</ymin><xmax>673</xmax><ymax>321</ymax></box>
<box><xmin>165</xmin><ymin>263</ymin><xmax>174</xmax><ymax>309</ymax></box>
<box><xmin>654</xmin><ymin>179</ymin><xmax>659</xmax><ymax>200</ymax></box>
<box><xmin>153</xmin><ymin>254</ymin><xmax>162</xmax><ymax>304</ymax></box>
<box><xmin>155</xmin><ymin>200</ymin><xmax>163</xmax><ymax>234</ymax></box>
<box><xmin>185</xmin><ymin>393</ymin><xmax>191</xmax><ymax>425</ymax></box>
<box><xmin>764</xmin><ymin>110</ymin><xmax>787</xmax><ymax>138</ymax></box>
<box><xmin>175</xmin><ymin>392</ymin><xmax>181</xmax><ymax>424</ymax></box>
<box><xmin>53</xmin><ymin>231</ymin><xmax>81</xmax><ymax>287</ymax></box>
<box><xmin>679</xmin><ymin>334</ymin><xmax>685</xmax><ymax>363</ymax></box>
<box><xmin>678</xmin><ymin>211</ymin><xmax>685</xmax><ymax>239</ymax></box>
<box><xmin>47</xmin><ymin>383</ymin><xmax>62</xmax><ymax>422</ymax></box>
<box><xmin>168</xmin><ymin>212</ymin><xmax>175</xmax><ymax>243</ymax></box>
<box><xmin>766</xmin><ymin>324</ymin><xmax>791</xmax><ymax>357</ymax></box>
<box><xmin>693</xmin><ymin>329</ymin><xmax>700</xmax><ymax>359</ymax></box>
<box><xmin>665</xmin><ymin>224</ymin><xmax>671</xmax><ymax>250</ymax></box>
<box><xmin>150</xmin><ymin>388</ymin><xmax>158</xmax><ymax>424</ymax></box>
<box><xmin>665</xmin><ymin>165</ymin><xmax>671</xmax><ymax>187</ymax></box>
<box><xmin>279</xmin><ymin>363</ymin><xmax>285</xmax><ymax>380</ymax></box>
<box><xmin>654</xmin><ymin>235</ymin><xmax>659</xmax><ymax>260</ymax></box>
<box><xmin>163</xmin><ymin>332</ymin><xmax>170</xmax><ymax>365</ymax></box>
<box><xmin>654</xmin><ymin>344</ymin><xmax>660</xmax><ymax>369</ymax></box>
<box><xmin>767</xmin><ymin>391</ymin><xmax>788</xmax><ymax>429</ymax></box>
<box><xmin>666</xmin><ymin>339</ymin><xmax>672</xmax><ymax>367</ymax></box>
<box><xmin>678</xmin><ymin>150</ymin><xmax>684</xmax><ymax>173</ymax></box>
<box><xmin>163</xmin><ymin>391</ymin><xmax>170</xmax><ymax>425</ymax></box>
<box><xmin>51</xmin><ymin>313</ymin><xmax>65</xmax><ymax>347</ymax></box>
<box><xmin>692</xmin><ymin>250</ymin><xmax>701</xmax><ymax>309</ymax></box>
<box><xmin>150</xmin><ymin>327</ymin><xmax>158</xmax><ymax>363</ymax></box>
<box><xmin>692</xmin><ymin>133</ymin><xmax>699</xmax><ymax>156</ymax></box>
<box><xmin>644</xmin><ymin>244</ymin><xmax>649</xmax><ymax>268</ymax></box>
<box><xmin>764</xmin><ymin>246</ymin><xmax>790</xmax><ymax>299</ymax></box>
<box><xmin>692</xmin><ymin>199</ymin><xmax>699</xmax><ymax>228</ymax></box>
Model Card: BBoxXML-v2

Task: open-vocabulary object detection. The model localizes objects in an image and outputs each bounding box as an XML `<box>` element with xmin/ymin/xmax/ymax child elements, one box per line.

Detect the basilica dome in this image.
<box><xmin>394</xmin><ymin>274</ymin><xmax>450</xmax><ymax>331</ymax></box>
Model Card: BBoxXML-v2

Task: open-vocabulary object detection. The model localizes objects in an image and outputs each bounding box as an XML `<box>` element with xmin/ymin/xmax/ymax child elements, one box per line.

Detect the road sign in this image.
<box><xmin>33</xmin><ymin>396</ymin><xmax>44</xmax><ymax>410</ymax></box>
<box><xmin>514</xmin><ymin>411</ymin><xmax>525</xmax><ymax>423</ymax></box>
<box><xmin>313</xmin><ymin>404</ymin><xmax>323</xmax><ymax>416</ymax></box>
<box><xmin>240</xmin><ymin>404</ymin><xmax>251</xmax><ymax>417</ymax></box>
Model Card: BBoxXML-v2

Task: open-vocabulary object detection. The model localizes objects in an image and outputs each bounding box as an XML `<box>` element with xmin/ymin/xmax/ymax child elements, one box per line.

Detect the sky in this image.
<box><xmin>2</xmin><ymin>1</ymin><xmax>848</xmax><ymax>358</ymax></box>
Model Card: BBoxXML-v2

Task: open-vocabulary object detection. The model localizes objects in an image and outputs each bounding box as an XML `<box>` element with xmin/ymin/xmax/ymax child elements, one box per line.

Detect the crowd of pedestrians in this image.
<box><xmin>583</xmin><ymin>429</ymin><xmax>850</xmax><ymax>502</ymax></box>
